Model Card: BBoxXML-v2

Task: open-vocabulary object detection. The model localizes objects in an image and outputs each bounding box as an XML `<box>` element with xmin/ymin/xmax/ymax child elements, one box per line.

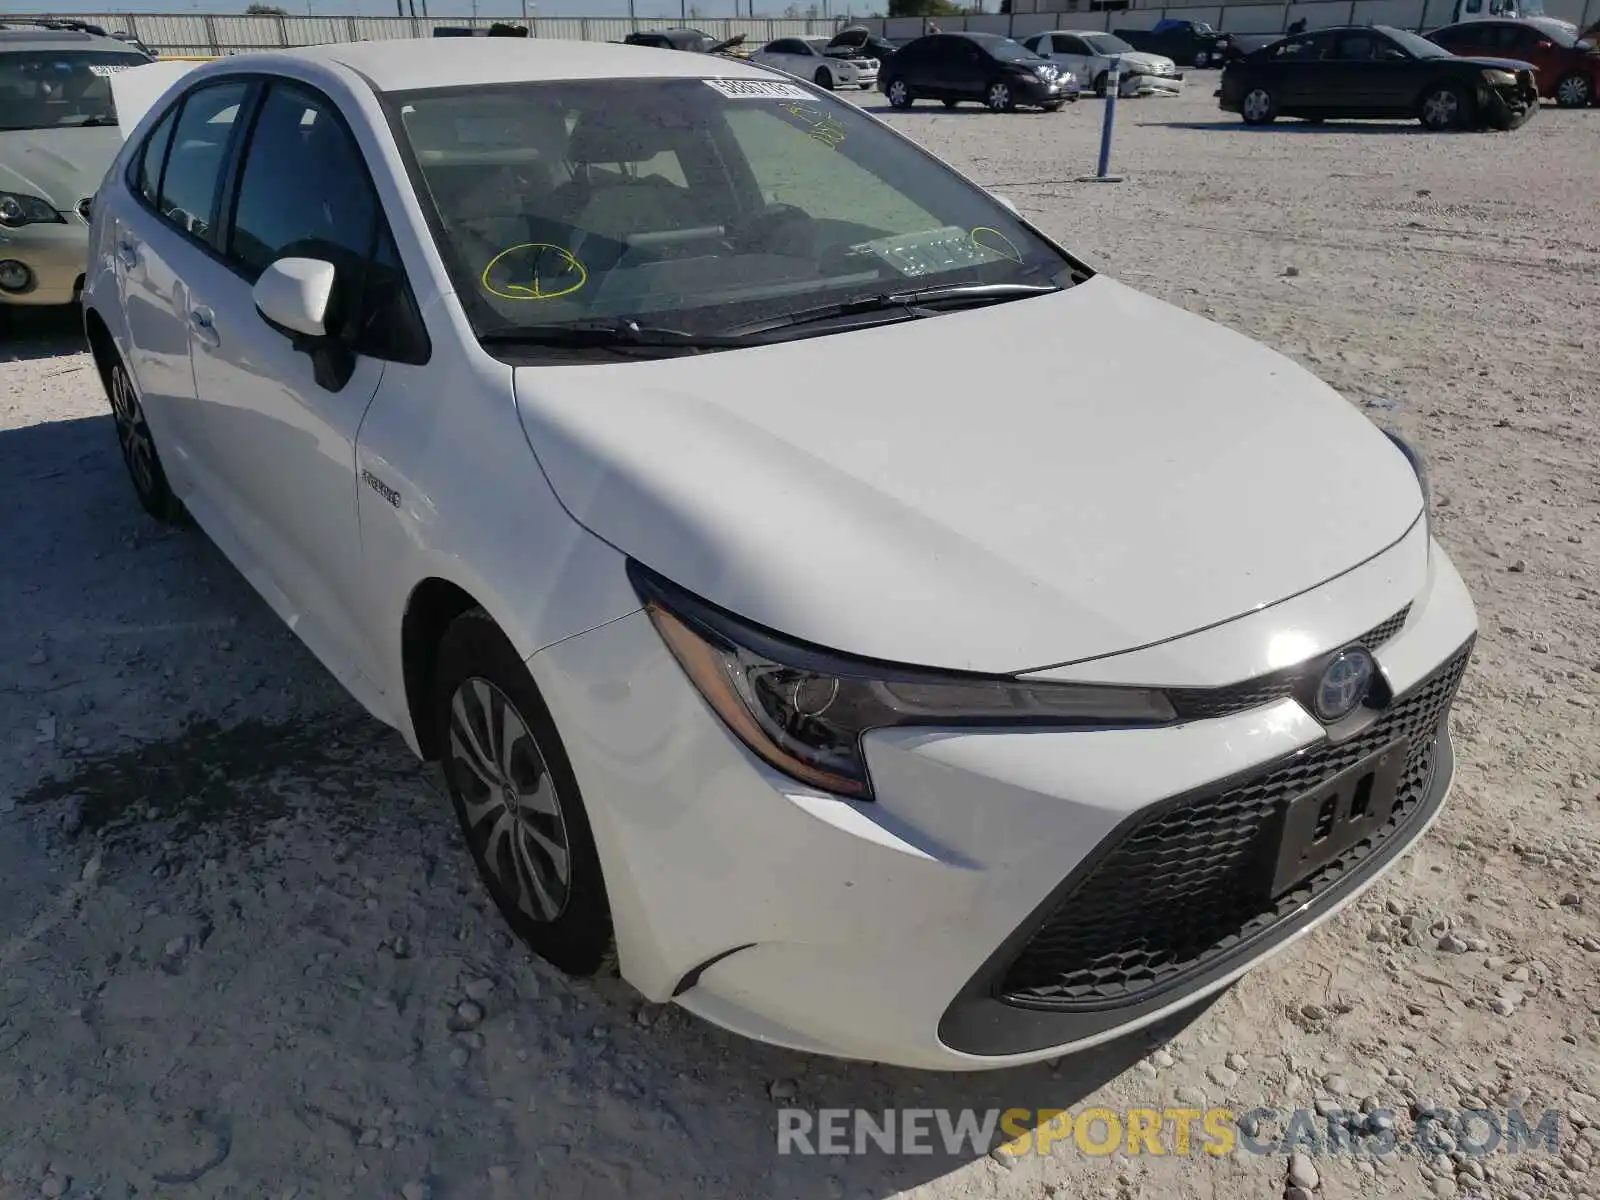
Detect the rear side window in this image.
<box><xmin>228</xmin><ymin>81</ymin><xmax>377</xmax><ymax>280</ymax></box>
<box><xmin>134</xmin><ymin>102</ymin><xmax>178</xmax><ymax>207</ymax></box>
<box><xmin>157</xmin><ymin>80</ymin><xmax>249</xmax><ymax>247</ymax></box>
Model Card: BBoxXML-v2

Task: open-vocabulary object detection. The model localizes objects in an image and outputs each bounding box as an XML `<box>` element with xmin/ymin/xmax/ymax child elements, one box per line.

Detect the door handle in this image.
<box><xmin>115</xmin><ymin>239</ymin><xmax>139</xmax><ymax>271</ymax></box>
<box><xmin>188</xmin><ymin>306</ymin><xmax>221</xmax><ymax>347</ymax></box>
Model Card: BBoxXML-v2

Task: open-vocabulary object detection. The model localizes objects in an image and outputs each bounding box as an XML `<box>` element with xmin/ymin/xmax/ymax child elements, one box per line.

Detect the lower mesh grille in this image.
<box><xmin>997</xmin><ymin>639</ymin><xmax>1472</xmax><ymax>1011</ymax></box>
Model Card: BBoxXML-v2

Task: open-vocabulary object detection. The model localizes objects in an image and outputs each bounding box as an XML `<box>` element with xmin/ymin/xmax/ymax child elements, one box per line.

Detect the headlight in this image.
<box><xmin>1383</xmin><ymin>430</ymin><xmax>1432</xmax><ymax>539</ymax></box>
<box><xmin>629</xmin><ymin>560</ymin><xmax>1177</xmax><ymax>800</ymax></box>
<box><xmin>1481</xmin><ymin>69</ymin><xmax>1518</xmax><ymax>86</ymax></box>
<box><xmin>0</xmin><ymin>191</ymin><xmax>64</xmax><ymax>228</ymax></box>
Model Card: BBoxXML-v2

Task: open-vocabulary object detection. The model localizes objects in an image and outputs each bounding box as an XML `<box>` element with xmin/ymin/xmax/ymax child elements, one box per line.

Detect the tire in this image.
<box><xmin>1193</xmin><ymin>50</ymin><xmax>1210</xmax><ymax>68</ymax></box>
<box><xmin>887</xmin><ymin>78</ymin><xmax>913</xmax><ymax>108</ymax></box>
<box><xmin>104</xmin><ymin>352</ymin><xmax>187</xmax><ymax>525</ymax></box>
<box><xmin>1240</xmin><ymin>85</ymin><xmax>1277</xmax><ymax>125</ymax></box>
<box><xmin>1093</xmin><ymin>70</ymin><xmax>1109</xmax><ymax>97</ymax></box>
<box><xmin>1554</xmin><ymin>71</ymin><xmax>1591</xmax><ymax>109</ymax></box>
<box><xmin>986</xmin><ymin>81</ymin><xmax>1014</xmax><ymax>112</ymax></box>
<box><xmin>433</xmin><ymin>609</ymin><xmax>616</xmax><ymax>978</ymax></box>
<box><xmin>813</xmin><ymin>66</ymin><xmax>834</xmax><ymax>90</ymax></box>
<box><xmin>1419</xmin><ymin>83</ymin><xmax>1468</xmax><ymax>130</ymax></box>
<box><xmin>941</xmin><ymin>97</ymin><xmax>958</xmax><ymax>107</ymax></box>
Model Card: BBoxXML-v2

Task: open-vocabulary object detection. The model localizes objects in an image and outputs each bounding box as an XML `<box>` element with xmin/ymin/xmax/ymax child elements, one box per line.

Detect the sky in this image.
<box><xmin>0</xmin><ymin>0</ymin><xmax>875</xmax><ymax>17</ymax></box>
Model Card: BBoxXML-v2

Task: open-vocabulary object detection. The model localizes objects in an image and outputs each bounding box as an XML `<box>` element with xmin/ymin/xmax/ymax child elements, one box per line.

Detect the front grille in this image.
<box><xmin>997</xmin><ymin>639</ymin><xmax>1471</xmax><ymax>1011</ymax></box>
<box><xmin>1167</xmin><ymin>604</ymin><xmax>1411</xmax><ymax>722</ymax></box>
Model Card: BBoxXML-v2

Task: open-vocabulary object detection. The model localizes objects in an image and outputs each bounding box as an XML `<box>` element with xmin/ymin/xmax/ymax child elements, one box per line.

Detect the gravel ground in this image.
<box><xmin>2</xmin><ymin>82</ymin><xmax>1598</xmax><ymax>1200</ymax></box>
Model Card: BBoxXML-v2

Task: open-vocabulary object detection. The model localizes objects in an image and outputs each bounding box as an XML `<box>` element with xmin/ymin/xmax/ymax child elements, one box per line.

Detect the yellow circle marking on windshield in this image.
<box><xmin>481</xmin><ymin>243</ymin><xmax>588</xmax><ymax>301</ymax></box>
<box><xmin>970</xmin><ymin>226</ymin><xmax>1023</xmax><ymax>264</ymax></box>
<box><xmin>780</xmin><ymin>102</ymin><xmax>847</xmax><ymax>148</ymax></box>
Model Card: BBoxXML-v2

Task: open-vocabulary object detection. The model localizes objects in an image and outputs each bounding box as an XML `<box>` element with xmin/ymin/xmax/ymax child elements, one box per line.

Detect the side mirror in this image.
<box><xmin>253</xmin><ymin>256</ymin><xmax>336</xmax><ymax>338</ymax></box>
<box><xmin>993</xmin><ymin>194</ymin><xmax>1021</xmax><ymax>215</ymax></box>
<box><xmin>253</xmin><ymin>255</ymin><xmax>356</xmax><ymax>392</ymax></box>
<box><xmin>1536</xmin><ymin>39</ymin><xmax>1554</xmax><ymax>49</ymax></box>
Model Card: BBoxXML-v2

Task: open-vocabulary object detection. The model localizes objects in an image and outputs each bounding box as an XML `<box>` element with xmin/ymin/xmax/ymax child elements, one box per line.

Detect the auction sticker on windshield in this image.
<box><xmin>89</xmin><ymin>64</ymin><xmax>138</xmax><ymax>76</ymax></box>
<box><xmin>703</xmin><ymin>77</ymin><xmax>811</xmax><ymax>100</ymax></box>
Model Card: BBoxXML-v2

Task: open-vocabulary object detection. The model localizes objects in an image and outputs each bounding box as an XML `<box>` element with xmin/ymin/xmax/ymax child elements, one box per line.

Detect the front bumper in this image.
<box><xmin>1480</xmin><ymin>78</ymin><xmax>1540</xmax><ymax>129</ymax></box>
<box><xmin>1015</xmin><ymin>76</ymin><xmax>1076</xmax><ymax>105</ymax></box>
<box><xmin>1124</xmin><ymin>70</ymin><xmax>1184</xmax><ymax>96</ymax></box>
<box><xmin>530</xmin><ymin>537</ymin><xmax>1477</xmax><ymax>1070</ymax></box>
<box><xmin>0</xmin><ymin>216</ymin><xmax>88</xmax><ymax>307</ymax></box>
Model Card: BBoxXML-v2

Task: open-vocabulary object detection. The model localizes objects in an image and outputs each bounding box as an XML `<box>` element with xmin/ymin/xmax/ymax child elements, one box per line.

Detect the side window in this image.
<box><xmin>229</xmin><ymin>81</ymin><xmax>424</xmax><ymax>364</ymax></box>
<box><xmin>228</xmin><ymin>82</ymin><xmax>376</xmax><ymax>280</ymax></box>
<box><xmin>133</xmin><ymin>101</ymin><xmax>179</xmax><ymax>207</ymax></box>
<box><xmin>157</xmin><ymin>80</ymin><xmax>249</xmax><ymax>247</ymax></box>
<box><xmin>1021</xmin><ymin>36</ymin><xmax>1041</xmax><ymax>52</ymax></box>
<box><xmin>1333</xmin><ymin>34</ymin><xmax>1377</xmax><ymax>60</ymax></box>
<box><xmin>1062</xmin><ymin>37</ymin><xmax>1090</xmax><ymax>54</ymax></box>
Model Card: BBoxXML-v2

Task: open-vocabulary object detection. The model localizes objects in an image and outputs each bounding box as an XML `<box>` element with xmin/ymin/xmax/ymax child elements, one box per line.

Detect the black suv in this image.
<box><xmin>878</xmin><ymin>31</ymin><xmax>1077</xmax><ymax>112</ymax></box>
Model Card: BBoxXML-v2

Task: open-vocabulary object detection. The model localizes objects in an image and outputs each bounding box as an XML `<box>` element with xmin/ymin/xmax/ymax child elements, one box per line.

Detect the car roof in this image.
<box><xmin>207</xmin><ymin>37</ymin><xmax>777</xmax><ymax>91</ymax></box>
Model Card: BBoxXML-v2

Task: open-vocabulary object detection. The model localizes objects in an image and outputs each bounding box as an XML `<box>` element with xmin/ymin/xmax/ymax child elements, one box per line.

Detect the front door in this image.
<box><xmin>182</xmin><ymin>79</ymin><xmax>393</xmax><ymax>692</ymax></box>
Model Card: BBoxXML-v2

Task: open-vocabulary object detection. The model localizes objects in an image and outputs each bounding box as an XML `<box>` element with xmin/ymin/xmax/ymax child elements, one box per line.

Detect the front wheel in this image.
<box><xmin>1093</xmin><ymin>70</ymin><xmax>1109</xmax><ymax>97</ymax></box>
<box><xmin>1554</xmin><ymin>71</ymin><xmax>1591</xmax><ymax>109</ymax></box>
<box><xmin>941</xmin><ymin>97</ymin><xmax>958</xmax><ymax>108</ymax></box>
<box><xmin>986</xmin><ymin>81</ymin><xmax>1014</xmax><ymax>112</ymax></box>
<box><xmin>813</xmin><ymin>66</ymin><xmax>834</xmax><ymax>91</ymax></box>
<box><xmin>887</xmin><ymin>78</ymin><xmax>914</xmax><ymax>108</ymax></box>
<box><xmin>1419</xmin><ymin>83</ymin><xmax>1468</xmax><ymax>130</ymax></box>
<box><xmin>433</xmin><ymin>609</ymin><xmax>616</xmax><ymax>977</ymax></box>
<box><xmin>1240</xmin><ymin>85</ymin><xmax>1276</xmax><ymax>124</ymax></box>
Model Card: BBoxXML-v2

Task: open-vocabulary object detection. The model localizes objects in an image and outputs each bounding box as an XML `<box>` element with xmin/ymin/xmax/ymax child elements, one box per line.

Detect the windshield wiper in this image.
<box><xmin>479</xmin><ymin>318</ymin><xmax>746</xmax><ymax>355</ymax></box>
<box><xmin>722</xmin><ymin>282</ymin><xmax>1059</xmax><ymax>337</ymax></box>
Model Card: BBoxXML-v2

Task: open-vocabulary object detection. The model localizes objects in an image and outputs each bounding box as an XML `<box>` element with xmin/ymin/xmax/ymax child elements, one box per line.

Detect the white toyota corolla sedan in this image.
<box><xmin>83</xmin><ymin>40</ymin><xmax>1477</xmax><ymax>1071</ymax></box>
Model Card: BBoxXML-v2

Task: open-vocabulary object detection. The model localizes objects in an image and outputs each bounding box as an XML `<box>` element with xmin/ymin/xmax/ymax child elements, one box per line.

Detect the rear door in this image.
<box><xmin>114</xmin><ymin>77</ymin><xmax>253</xmax><ymax>504</ymax></box>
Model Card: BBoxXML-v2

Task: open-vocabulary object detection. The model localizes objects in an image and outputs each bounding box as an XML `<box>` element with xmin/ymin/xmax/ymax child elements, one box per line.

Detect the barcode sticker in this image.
<box><xmin>88</xmin><ymin>64</ymin><xmax>137</xmax><ymax>77</ymax></box>
<box><xmin>702</xmin><ymin>77</ymin><xmax>810</xmax><ymax>100</ymax></box>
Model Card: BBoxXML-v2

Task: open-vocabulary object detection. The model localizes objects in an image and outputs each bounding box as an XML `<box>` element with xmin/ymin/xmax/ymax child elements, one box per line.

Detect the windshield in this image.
<box><xmin>388</xmin><ymin>78</ymin><xmax>1077</xmax><ymax>352</ymax></box>
<box><xmin>0</xmin><ymin>48</ymin><xmax>149</xmax><ymax>131</ymax></box>
<box><xmin>1384</xmin><ymin>29</ymin><xmax>1453</xmax><ymax>58</ymax></box>
<box><xmin>1084</xmin><ymin>33</ymin><xmax>1136</xmax><ymax>54</ymax></box>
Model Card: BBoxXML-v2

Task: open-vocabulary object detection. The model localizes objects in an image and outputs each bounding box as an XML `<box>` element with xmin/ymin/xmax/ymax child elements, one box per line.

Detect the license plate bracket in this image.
<box><xmin>1269</xmin><ymin>738</ymin><xmax>1409</xmax><ymax>897</ymax></box>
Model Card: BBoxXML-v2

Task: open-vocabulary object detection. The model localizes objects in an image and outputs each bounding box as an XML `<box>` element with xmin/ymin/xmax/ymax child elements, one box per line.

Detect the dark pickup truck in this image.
<box><xmin>1113</xmin><ymin>19</ymin><xmax>1230</xmax><ymax>67</ymax></box>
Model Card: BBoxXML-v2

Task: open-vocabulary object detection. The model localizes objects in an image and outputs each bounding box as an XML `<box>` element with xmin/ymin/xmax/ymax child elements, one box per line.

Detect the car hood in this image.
<box><xmin>1115</xmin><ymin>50</ymin><xmax>1174</xmax><ymax>69</ymax></box>
<box><xmin>512</xmin><ymin>275</ymin><xmax>1423</xmax><ymax>674</ymax></box>
<box><xmin>0</xmin><ymin>126</ymin><xmax>121</xmax><ymax>211</ymax></box>
<box><xmin>1452</xmin><ymin>55</ymin><xmax>1538</xmax><ymax>72</ymax></box>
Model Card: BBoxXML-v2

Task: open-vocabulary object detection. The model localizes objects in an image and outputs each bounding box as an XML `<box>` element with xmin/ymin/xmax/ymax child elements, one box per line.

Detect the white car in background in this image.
<box><xmin>1021</xmin><ymin>29</ymin><xmax>1184</xmax><ymax>96</ymax></box>
<box><xmin>751</xmin><ymin>34</ymin><xmax>877</xmax><ymax>89</ymax></box>
<box><xmin>83</xmin><ymin>38</ymin><xmax>1474</xmax><ymax>1072</ymax></box>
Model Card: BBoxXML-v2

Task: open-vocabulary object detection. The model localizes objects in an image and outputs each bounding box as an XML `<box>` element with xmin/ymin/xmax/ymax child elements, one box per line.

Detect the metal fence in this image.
<box><xmin>2</xmin><ymin>12</ymin><xmax>847</xmax><ymax>56</ymax></box>
<box><xmin>8</xmin><ymin>0</ymin><xmax>1596</xmax><ymax>55</ymax></box>
<box><xmin>868</xmin><ymin>0</ymin><xmax>1597</xmax><ymax>37</ymax></box>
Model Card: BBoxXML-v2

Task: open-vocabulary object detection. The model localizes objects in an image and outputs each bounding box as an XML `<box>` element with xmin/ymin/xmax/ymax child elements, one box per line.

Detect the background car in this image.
<box><xmin>751</xmin><ymin>35</ymin><xmax>877</xmax><ymax>90</ymax></box>
<box><xmin>1427</xmin><ymin>17</ymin><xmax>1599</xmax><ymax>107</ymax></box>
<box><xmin>1218</xmin><ymin>24</ymin><xmax>1539</xmax><ymax>130</ymax></box>
<box><xmin>0</xmin><ymin>26</ymin><xmax>152</xmax><ymax>310</ymax></box>
<box><xmin>825</xmin><ymin>24</ymin><xmax>902</xmax><ymax>62</ymax></box>
<box><xmin>621</xmin><ymin>27</ymin><xmax>745</xmax><ymax>56</ymax></box>
<box><xmin>1019</xmin><ymin>30</ymin><xmax>1183</xmax><ymax>97</ymax></box>
<box><xmin>879</xmin><ymin>31</ymin><xmax>1076</xmax><ymax>112</ymax></box>
<box><xmin>1113</xmin><ymin>18</ymin><xmax>1230</xmax><ymax>68</ymax></box>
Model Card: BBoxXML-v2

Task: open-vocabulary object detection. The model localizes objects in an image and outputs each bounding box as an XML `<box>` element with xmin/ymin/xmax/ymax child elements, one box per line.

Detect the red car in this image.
<box><xmin>1427</xmin><ymin>17</ymin><xmax>1600</xmax><ymax>107</ymax></box>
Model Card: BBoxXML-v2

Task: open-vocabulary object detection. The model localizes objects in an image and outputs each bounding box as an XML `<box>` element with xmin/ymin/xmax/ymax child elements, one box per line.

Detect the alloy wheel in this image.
<box><xmin>1556</xmin><ymin>73</ymin><xmax>1590</xmax><ymax>108</ymax></box>
<box><xmin>447</xmin><ymin>676</ymin><xmax>572</xmax><ymax>924</ymax></box>
<box><xmin>1242</xmin><ymin>87</ymin><xmax>1273</xmax><ymax>123</ymax></box>
<box><xmin>987</xmin><ymin>82</ymin><xmax>1011</xmax><ymax>111</ymax></box>
<box><xmin>109</xmin><ymin>363</ymin><xmax>157</xmax><ymax>499</ymax></box>
<box><xmin>888</xmin><ymin>79</ymin><xmax>910</xmax><ymax>107</ymax></box>
<box><xmin>1422</xmin><ymin>88</ymin><xmax>1459</xmax><ymax>129</ymax></box>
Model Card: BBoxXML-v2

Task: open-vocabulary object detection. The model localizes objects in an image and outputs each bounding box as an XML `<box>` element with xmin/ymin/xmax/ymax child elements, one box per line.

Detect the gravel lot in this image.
<box><xmin>2</xmin><ymin>81</ymin><xmax>1598</xmax><ymax>1200</ymax></box>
